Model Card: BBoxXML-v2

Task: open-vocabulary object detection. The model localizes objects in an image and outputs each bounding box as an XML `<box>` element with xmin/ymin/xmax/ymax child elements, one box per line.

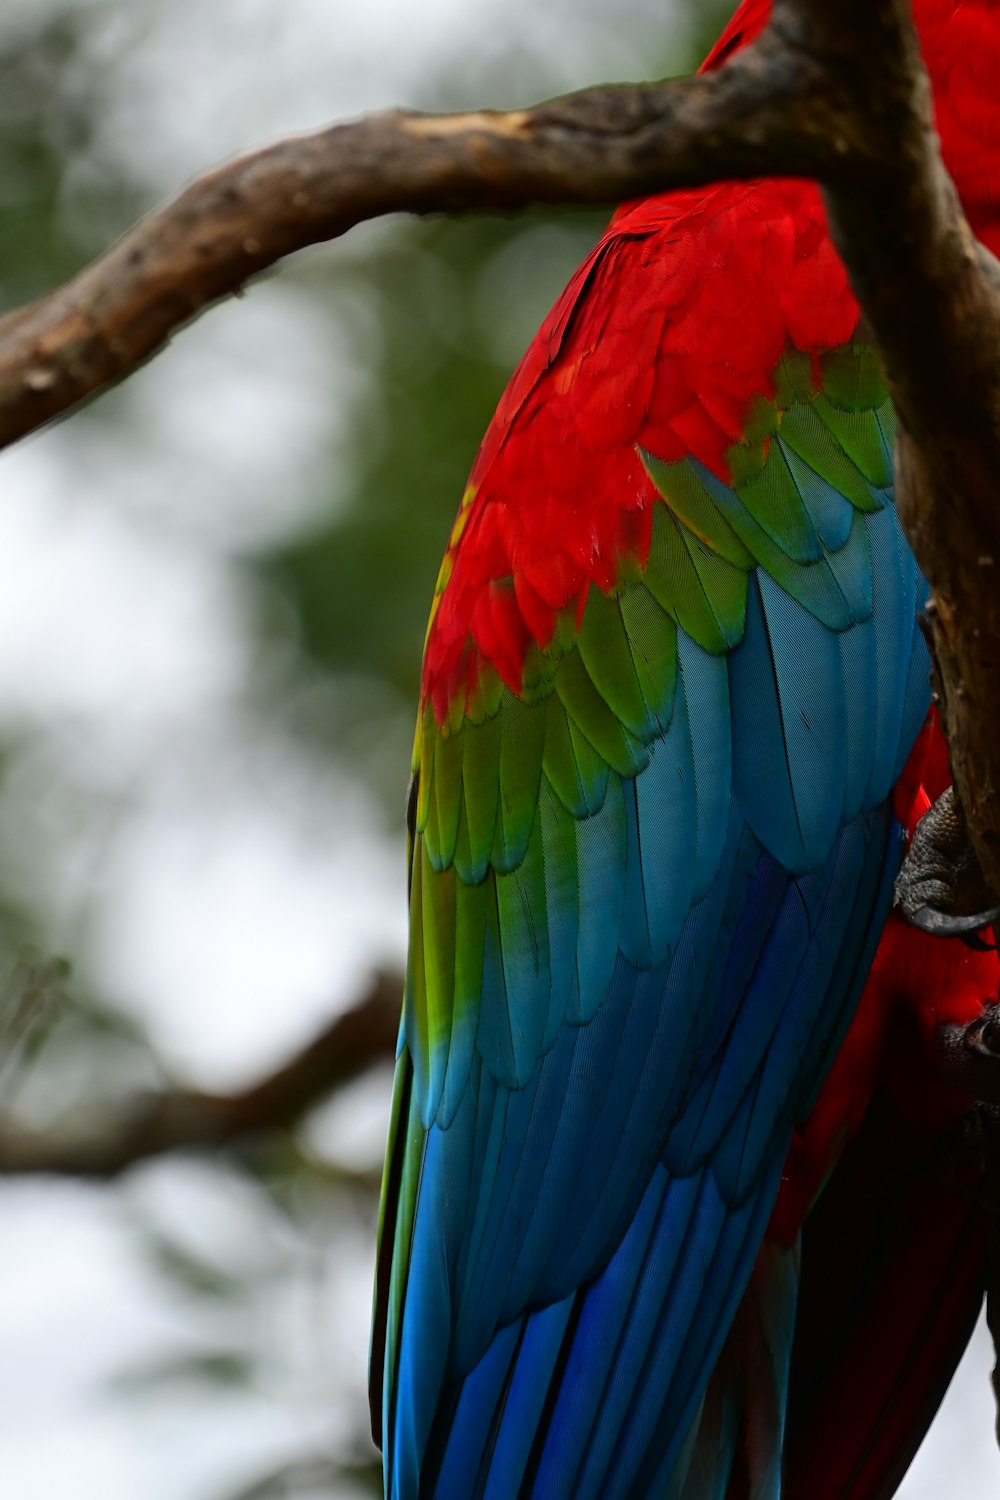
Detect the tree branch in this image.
<box><xmin>0</xmin><ymin>973</ymin><xmax>398</xmax><ymax>1178</ymax></box>
<box><xmin>0</xmin><ymin>17</ymin><xmax>931</xmax><ymax>455</ymax></box>
<box><xmin>781</xmin><ymin>0</ymin><xmax>1000</xmax><ymax>895</ymax></box>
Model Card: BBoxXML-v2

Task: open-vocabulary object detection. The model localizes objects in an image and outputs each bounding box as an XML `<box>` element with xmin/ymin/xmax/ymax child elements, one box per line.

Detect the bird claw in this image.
<box><xmin>893</xmin><ymin>786</ymin><xmax>1000</xmax><ymax>942</ymax></box>
<box><xmin>964</xmin><ymin>1008</ymin><xmax>1000</xmax><ymax>1062</ymax></box>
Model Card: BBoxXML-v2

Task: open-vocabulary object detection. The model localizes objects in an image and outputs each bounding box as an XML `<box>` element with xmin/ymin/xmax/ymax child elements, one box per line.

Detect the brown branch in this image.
<box><xmin>0</xmin><ymin>972</ymin><xmax>398</xmax><ymax>1178</ymax></box>
<box><xmin>777</xmin><ymin>0</ymin><xmax>1000</xmax><ymax>896</ymax></box>
<box><xmin>0</xmin><ymin>25</ymin><xmax>926</xmax><ymax>455</ymax></box>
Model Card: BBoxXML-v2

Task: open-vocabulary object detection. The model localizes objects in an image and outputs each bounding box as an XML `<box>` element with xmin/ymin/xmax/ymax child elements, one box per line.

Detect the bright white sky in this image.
<box><xmin>0</xmin><ymin>1</ymin><xmax>997</xmax><ymax>1496</ymax></box>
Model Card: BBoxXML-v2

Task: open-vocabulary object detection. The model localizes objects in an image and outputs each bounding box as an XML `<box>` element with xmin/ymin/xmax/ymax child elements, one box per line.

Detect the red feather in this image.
<box><xmin>423</xmin><ymin>181</ymin><xmax>858</xmax><ymax>720</ymax></box>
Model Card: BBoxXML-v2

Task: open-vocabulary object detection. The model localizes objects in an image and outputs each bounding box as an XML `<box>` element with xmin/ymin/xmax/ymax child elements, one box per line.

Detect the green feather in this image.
<box><xmin>429</xmin><ymin>726</ymin><xmax>463</xmax><ymax>871</ymax></box>
<box><xmin>693</xmin><ymin>464</ymin><xmax>873</xmax><ymax>632</ymax></box>
<box><xmin>462</xmin><ymin>713</ymin><xmax>502</xmax><ymax>881</ymax></box>
<box><xmin>641</xmin><ymin>449</ymin><xmax>754</xmax><ymax>567</ymax></box>
<box><xmin>420</xmin><ymin>846</ymin><xmax>456</xmax><ymax>1106</ymax></box>
<box><xmin>415</xmin><ymin>707</ymin><xmax>434</xmax><ymax>835</ymax></box>
<box><xmin>567</xmin><ymin>714</ymin><xmax>611</xmax><ymax>815</ymax></box>
<box><xmin>466</xmin><ymin>661</ymin><xmax>504</xmax><ymax>724</ymax></box>
<box><xmin>787</xmin><ymin>398</ymin><xmax>889</xmax><ymax>502</ymax></box>
<box><xmin>876</xmin><ymin>402</ymin><xmax>896</xmax><ymax>453</ymax></box>
<box><xmin>494</xmin><ymin>693</ymin><xmax>546</xmax><ymax>872</ymax></box>
<box><xmin>618</xmin><ymin>584</ymin><xmax>679</xmax><ymax>734</ymax></box>
<box><xmin>521</xmin><ymin>640</ymin><xmax>561</xmax><ymax>704</ymax></box>
<box><xmin>809</xmin><ymin>396</ymin><xmax>893</xmax><ymax>489</ymax></box>
<box><xmin>820</xmin><ymin>343</ymin><xmax>886</xmax><ymax>409</ymax></box>
<box><xmin>542</xmin><ymin>694</ymin><xmax>592</xmax><ymax>819</ymax></box>
<box><xmin>405</xmin><ymin>848</ymin><xmax>430</xmax><ymax>1102</ymax></box>
<box><xmin>773</xmin><ymin>347</ymin><xmax>817</xmax><ymax>407</ymax></box>
<box><xmin>679</xmin><ymin>526</ymin><xmax>749</xmax><ymax>649</ymax></box>
<box><xmin>738</xmin><ymin>440</ymin><xmax>823</xmax><ymax>563</ymax></box>
<box><xmin>554</xmin><ymin>648</ymin><xmax>649</xmax><ymax>778</ymax></box>
<box><xmin>454</xmin><ymin>873</ymin><xmax>489</xmax><ymax>1018</ymax></box>
<box><xmin>451</xmin><ymin>792</ymin><xmax>475</xmax><ymax>886</ymax></box>
<box><xmin>644</xmin><ymin>504</ymin><xmax>745</xmax><ymax>653</ymax></box>
<box><xmin>576</xmin><ymin>585</ymin><xmax>657</xmax><ymax>740</ymax></box>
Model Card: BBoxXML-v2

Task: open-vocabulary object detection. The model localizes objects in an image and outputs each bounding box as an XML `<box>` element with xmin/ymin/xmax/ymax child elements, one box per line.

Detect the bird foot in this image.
<box><xmin>939</xmin><ymin>1008</ymin><xmax>1000</xmax><ymax>1110</ymax></box>
<box><xmin>893</xmin><ymin>786</ymin><xmax>1000</xmax><ymax>943</ymax></box>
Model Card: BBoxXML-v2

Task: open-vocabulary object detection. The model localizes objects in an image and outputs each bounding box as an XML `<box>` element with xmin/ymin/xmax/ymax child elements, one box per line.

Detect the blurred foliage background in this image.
<box><xmin>0</xmin><ymin>2</ymin><xmax>994</xmax><ymax>1498</ymax></box>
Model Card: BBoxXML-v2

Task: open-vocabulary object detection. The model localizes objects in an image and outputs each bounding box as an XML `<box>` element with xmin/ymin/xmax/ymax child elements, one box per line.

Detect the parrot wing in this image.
<box><xmin>371</xmin><ymin>179</ymin><xmax>930</xmax><ymax>1500</ymax></box>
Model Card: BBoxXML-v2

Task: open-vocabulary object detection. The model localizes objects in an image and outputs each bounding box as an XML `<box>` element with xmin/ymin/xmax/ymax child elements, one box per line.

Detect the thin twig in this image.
<box><xmin>0</xmin><ymin>973</ymin><xmax>398</xmax><ymax>1178</ymax></box>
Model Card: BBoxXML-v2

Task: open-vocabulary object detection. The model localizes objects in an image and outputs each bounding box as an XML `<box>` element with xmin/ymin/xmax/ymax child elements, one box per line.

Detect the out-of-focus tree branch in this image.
<box><xmin>0</xmin><ymin>972</ymin><xmax>398</xmax><ymax>1179</ymax></box>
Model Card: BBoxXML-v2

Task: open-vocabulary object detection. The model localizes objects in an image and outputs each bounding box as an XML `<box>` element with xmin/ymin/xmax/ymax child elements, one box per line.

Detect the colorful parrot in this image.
<box><xmin>370</xmin><ymin>2</ymin><xmax>1000</xmax><ymax>1495</ymax></box>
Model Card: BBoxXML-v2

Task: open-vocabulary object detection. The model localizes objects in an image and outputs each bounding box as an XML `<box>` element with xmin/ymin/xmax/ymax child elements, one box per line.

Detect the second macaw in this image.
<box><xmin>370</xmin><ymin>1</ymin><xmax>1000</xmax><ymax>1495</ymax></box>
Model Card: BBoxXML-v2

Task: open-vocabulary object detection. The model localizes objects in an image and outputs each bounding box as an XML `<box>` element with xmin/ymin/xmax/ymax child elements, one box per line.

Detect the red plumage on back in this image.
<box><xmin>423</xmin><ymin>181</ymin><xmax>858</xmax><ymax>721</ymax></box>
<box><xmin>424</xmin><ymin>0</ymin><xmax>1000</xmax><ymax>725</ymax></box>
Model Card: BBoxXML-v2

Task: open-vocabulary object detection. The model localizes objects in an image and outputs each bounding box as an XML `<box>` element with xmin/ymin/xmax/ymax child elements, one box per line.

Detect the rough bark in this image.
<box><xmin>788</xmin><ymin>0</ymin><xmax>1000</xmax><ymax>898</ymax></box>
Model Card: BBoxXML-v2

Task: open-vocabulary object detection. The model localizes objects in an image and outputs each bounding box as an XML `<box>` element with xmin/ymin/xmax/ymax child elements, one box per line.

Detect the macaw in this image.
<box><xmin>370</xmin><ymin>2</ymin><xmax>1000</xmax><ymax>1496</ymax></box>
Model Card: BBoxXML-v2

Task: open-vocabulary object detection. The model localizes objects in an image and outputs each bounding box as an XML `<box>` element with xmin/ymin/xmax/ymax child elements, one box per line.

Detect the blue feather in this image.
<box><xmin>377</xmin><ymin>409</ymin><xmax>933</xmax><ymax>1499</ymax></box>
<box><xmin>572</xmin><ymin>771</ymin><xmax>628</xmax><ymax>1021</ymax></box>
